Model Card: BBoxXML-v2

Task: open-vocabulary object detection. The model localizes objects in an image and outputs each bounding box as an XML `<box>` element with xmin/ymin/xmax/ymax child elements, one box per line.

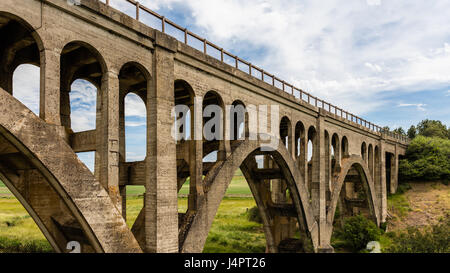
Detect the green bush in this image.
<box><xmin>399</xmin><ymin>136</ymin><xmax>450</xmax><ymax>182</ymax></box>
<box><xmin>386</xmin><ymin>216</ymin><xmax>450</xmax><ymax>253</ymax></box>
<box><xmin>334</xmin><ymin>215</ymin><xmax>382</xmax><ymax>252</ymax></box>
<box><xmin>247</xmin><ymin>206</ymin><xmax>262</xmax><ymax>224</ymax></box>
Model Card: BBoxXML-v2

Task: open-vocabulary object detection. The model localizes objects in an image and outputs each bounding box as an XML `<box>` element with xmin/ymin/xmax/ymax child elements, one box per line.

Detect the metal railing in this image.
<box><xmin>102</xmin><ymin>0</ymin><xmax>409</xmax><ymax>143</ymax></box>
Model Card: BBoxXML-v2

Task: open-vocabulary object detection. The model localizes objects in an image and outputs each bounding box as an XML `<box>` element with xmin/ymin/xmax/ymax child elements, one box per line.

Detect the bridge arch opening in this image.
<box><xmin>184</xmin><ymin>144</ymin><xmax>315</xmax><ymax>253</ymax></box>
<box><xmin>60</xmin><ymin>41</ymin><xmax>107</xmax><ymax>178</ymax></box>
<box><xmin>279</xmin><ymin>116</ymin><xmax>292</xmax><ymax>155</ymax></box>
<box><xmin>117</xmin><ymin>62</ymin><xmax>149</xmax><ymax>223</ymax></box>
<box><xmin>385</xmin><ymin>152</ymin><xmax>395</xmax><ymax>195</ymax></box>
<box><xmin>60</xmin><ymin>41</ymin><xmax>106</xmax><ymax>130</ymax></box>
<box><xmin>361</xmin><ymin>142</ymin><xmax>367</xmax><ymax>162</ymax></box>
<box><xmin>307</xmin><ymin>126</ymin><xmax>317</xmax><ymax>194</ymax></box>
<box><xmin>0</xmin><ymin>12</ymin><xmax>43</xmax><ymax>115</ymax></box>
<box><xmin>230</xmin><ymin>100</ymin><xmax>248</xmax><ymax>149</ymax></box>
<box><xmin>173</xmin><ymin>80</ymin><xmax>195</xmax><ymax>215</ymax></box>
<box><xmin>294</xmin><ymin>121</ymin><xmax>305</xmax><ymax>159</ymax></box>
<box><xmin>203</xmin><ymin>91</ymin><xmax>225</xmax><ymax>161</ymax></box>
<box><xmin>368</xmin><ymin>144</ymin><xmax>374</xmax><ymax>178</ymax></box>
<box><xmin>331</xmin><ymin>133</ymin><xmax>340</xmax><ymax>172</ymax></box>
<box><xmin>0</xmin><ymin>14</ymin><xmax>52</xmax><ymax>252</ymax></box>
<box><xmin>0</xmin><ymin>128</ymin><xmax>99</xmax><ymax>253</ymax></box>
<box><xmin>330</xmin><ymin>161</ymin><xmax>378</xmax><ymax>251</ymax></box>
<box><xmin>341</xmin><ymin>136</ymin><xmax>349</xmax><ymax>157</ymax></box>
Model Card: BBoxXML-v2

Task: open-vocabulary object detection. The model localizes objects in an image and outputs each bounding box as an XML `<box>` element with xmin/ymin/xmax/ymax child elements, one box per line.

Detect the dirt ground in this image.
<box><xmin>387</xmin><ymin>182</ymin><xmax>449</xmax><ymax>231</ymax></box>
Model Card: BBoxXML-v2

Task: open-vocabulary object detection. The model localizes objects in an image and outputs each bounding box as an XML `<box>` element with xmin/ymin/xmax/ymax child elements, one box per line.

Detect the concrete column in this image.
<box><xmin>119</xmin><ymin>92</ymin><xmax>127</xmax><ymax>220</ymax></box>
<box><xmin>379</xmin><ymin>141</ymin><xmax>387</xmax><ymax>223</ymax></box>
<box><xmin>189</xmin><ymin>97</ymin><xmax>204</xmax><ymax>211</ymax></box>
<box><xmin>40</xmin><ymin>49</ymin><xmax>61</xmax><ymax>125</ymax></box>
<box><xmin>145</xmin><ymin>43</ymin><xmax>178</xmax><ymax>253</ymax></box>
<box><xmin>289</xmin><ymin>122</ymin><xmax>296</xmax><ymax>159</ymax></box>
<box><xmin>392</xmin><ymin>145</ymin><xmax>399</xmax><ymax>194</ymax></box>
<box><xmin>98</xmin><ymin>71</ymin><xmax>121</xmax><ymax>212</ymax></box>
<box><xmin>300</xmin><ymin>136</ymin><xmax>308</xmax><ymax>192</ymax></box>
<box><xmin>220</xmin><ymin>105</ymin><xmax>231</xmax><ymax>159</ymax></box>
<box><xmin>317</xmin><ymin>112</ymin><xmax>329</xmax><ymax>248</ymax></box>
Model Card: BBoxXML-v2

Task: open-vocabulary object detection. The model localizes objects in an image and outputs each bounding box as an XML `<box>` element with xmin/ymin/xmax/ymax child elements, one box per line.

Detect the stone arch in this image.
<box><xmin>60</xmin><ymin>40</ymin><xmax>108</xmax><ymax>129</ymax></box>
<box><xmin>368</xmin><ymin>144</ymin><xmax>374</xmax><ymax>178</ymax></box>
<box><xmin>280</xmin><ymin>116</ymin><xmax>292</xmax><ymax>154</ymax></box>
<box><xmin>118</xmin><ymin>62</ymin><xmax>150</xmax><ymax>220</ymax></box>
<box><xmin>331</xmin><ymin>133</ymin><xmax>340</xmax><ymax>171</ymax></box>
<box><xmin>0</xmin><ymin>11</ymin><xmax>44</xmax><ymax>113</ymax></box>
<box><xmin>203</xmin><ymin>90</ymin><xmax>226</xmax><ymax>160</ymax></box>
<box><xmin>174</xmin><ymin>79</ymin><xmax>195</xmax><ymax>142</ymax></box>
<box><xmin>0</xmin><ymin>88</ymin><xmax>141</xmax><ymax>253</ymax></box>
<box><xmin>326</xmin><ymin>155</ymin><xmax>380</xmax><ymax>242</ymax></box>
<box><xmin>341</xmin><ymin>135</ymin><xmax>349</xmax><ymax>157</ymax></box>
<box><xmin>294</xmin><ymin>121</ymin><xmax>305</xmax><ymax>159</ymax></box>
<box><xmin>230</xmin><ymin>100</ymin><xmax>248</xmax><ymax>147</ymax></box>
<box><xmin>119</xmin><ymin>62</ymin><xmax>150</xmax><ymax>160</ymax></box>
<box><xmin>307</xmin><ymin>126</ymin><xmax>317</xmax><ymax>194</ymax></box>
<box><xmin>180</xmin><ymin>139</ymin><xmax>318</xmax><ymax>253</ymax></box>
<box><xmin>361</xmin><ymin>142</ymin><xmax>367</xmax><ymax>162</ymax></box>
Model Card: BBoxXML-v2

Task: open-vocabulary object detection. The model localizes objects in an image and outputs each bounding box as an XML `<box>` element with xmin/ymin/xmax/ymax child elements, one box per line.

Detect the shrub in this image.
<box><xmin>386</xmin><ymin>216</ymin><xmax>450</xmax><ymax>253</ymax></box>
<box><xmin>247</xmin><ymin>206</ymin><xmax>262</xmax><ymax>224</ymax></box>
<box><xmin>399</xmin><ymin>136</ymin><xmax>450</xmax><ymax>182</ymax></box>
<box><xmin>335</xmin><ymin>215</ymin><xmax>382</xmax><ymax>252</ymax></box>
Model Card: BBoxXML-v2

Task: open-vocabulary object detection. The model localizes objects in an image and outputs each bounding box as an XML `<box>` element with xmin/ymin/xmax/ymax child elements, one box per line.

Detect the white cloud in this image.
<box><xmin>124</xmin><ymin>0</ymin><xmax>450</xmax><ymax>116</ymax></box>
<box><xmin>13</xmin><ymin>64</ymin><xmax>40</xmax><ymax>115</ymax></box>
<box><xmin>366</xmin><ymin>0</ymin><xmax>381</xmax><ymax>6</ymax></box>
<box><xmin>124</xmin><ymin>93</ymin><xmax>146</xmax><ymax>118</ymax></box>
<box><xmin>398</xmin><ymin>103</ymin><xmax>427</xmax><ymax>111</ymax></box>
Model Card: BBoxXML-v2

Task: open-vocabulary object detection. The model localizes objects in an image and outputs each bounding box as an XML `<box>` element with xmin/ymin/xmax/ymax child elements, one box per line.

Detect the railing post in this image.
<box><xmin>136</xmin><ymin>2</ymin><xmax>140</xmax><ymax>20</ymax></box>
<box><xmin>184</xmin><ymin>29</ymin><xmax>188</xmax><ymax>44</ymax></box>
<box><xmin>162</xmin><ymin>17</ymin><xmax>165</xmax><ymax>33</ymax></box>
<box><xmin>204</xmin><ymin>39</ymin><xmax>207</xmax><ymax>54</ymax></box>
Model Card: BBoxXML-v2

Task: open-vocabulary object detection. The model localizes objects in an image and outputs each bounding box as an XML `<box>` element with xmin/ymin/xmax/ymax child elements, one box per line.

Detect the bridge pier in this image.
<box><xmin>145</xmin><ymin>41</ymin><xmax>179</xmax><ymax>253</ymax></box>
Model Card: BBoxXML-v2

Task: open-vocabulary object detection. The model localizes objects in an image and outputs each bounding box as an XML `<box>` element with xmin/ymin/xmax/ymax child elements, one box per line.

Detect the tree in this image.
<box><xmin>393</xmin><ymin>127</ymin><xmax>405</xmax><ymax>135</ymax></box>
<box><xmin>416</xmin><ymin>119</ymin><xmax>448</xmax><ymax>139</ymax></box>
<box><xmin>407</xmin><ymin>125</ymin><xmax>417</xmax><ymax>139</ymax></box>
<box><xmin>382</xmin><ymin>126</ymin><xmax>390</xmax><ymax>133</ymax></box>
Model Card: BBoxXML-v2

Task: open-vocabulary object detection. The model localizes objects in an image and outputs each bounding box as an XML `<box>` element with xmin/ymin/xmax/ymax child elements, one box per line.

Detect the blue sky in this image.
<box><xmin>12</xmin><ymin>0</ymin><xmax>450</xmax><ymax>170</ymax></box>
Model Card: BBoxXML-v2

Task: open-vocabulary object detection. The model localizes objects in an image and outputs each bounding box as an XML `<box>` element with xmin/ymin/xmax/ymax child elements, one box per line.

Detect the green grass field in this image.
<box><xmin>0</xmin><ymin>170</ymin><xmax>266</xmax><ymax>253</ymax></box>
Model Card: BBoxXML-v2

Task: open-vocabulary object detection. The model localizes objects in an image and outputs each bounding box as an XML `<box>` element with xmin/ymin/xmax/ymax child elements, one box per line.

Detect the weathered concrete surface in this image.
<box><xmin>0</xmin><ymin>87</ymin><xmax>142</xmax><ymax>252</ymax></box>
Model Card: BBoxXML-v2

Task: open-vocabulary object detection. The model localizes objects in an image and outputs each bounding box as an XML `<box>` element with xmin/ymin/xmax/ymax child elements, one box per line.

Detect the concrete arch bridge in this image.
<box><xmin>0</xmin><ymin>0</ymin><xmax>408</xmax><ymax>253</ymax></box>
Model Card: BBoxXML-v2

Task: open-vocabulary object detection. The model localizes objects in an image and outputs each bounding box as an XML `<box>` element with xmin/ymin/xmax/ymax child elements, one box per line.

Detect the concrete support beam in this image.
<box><xmin>70</xmin><ymin>130</ymin><xmax>96</xmax><ymax>152</ymax></box>
<box><xmin>40</xmin><ymin>49</ymin><xmax>60</xmax><ymax>125</ymax></box>
<box><xmin>97</xmin><ymin>71</ymin><xmax>121</xmax><ymax>212</ymax></box>
<box><xmin>145</xmin><ymin>44</ymin><xmax>178</xmax><ymax>253</ymax></box>
<box><xmin>189</xmin><ymin>96</ymin><xmax>204</xmax><ymax>211</ymax></box>
<box><xmin>379</xmin><ymin>141</ymin><xmax>387</xmax><ymax>223</ymax></box>
<box><xmin>317</xmin><ymin>111</ymin><xmax>328</xmax><ymax>248</ymax></box>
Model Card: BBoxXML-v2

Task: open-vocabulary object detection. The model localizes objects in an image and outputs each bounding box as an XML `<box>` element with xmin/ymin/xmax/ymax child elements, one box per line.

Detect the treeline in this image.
<box><xmin>394</xmin><ymin>120</ymin><xmax>450</xmax><ymax>183</ymax></box>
